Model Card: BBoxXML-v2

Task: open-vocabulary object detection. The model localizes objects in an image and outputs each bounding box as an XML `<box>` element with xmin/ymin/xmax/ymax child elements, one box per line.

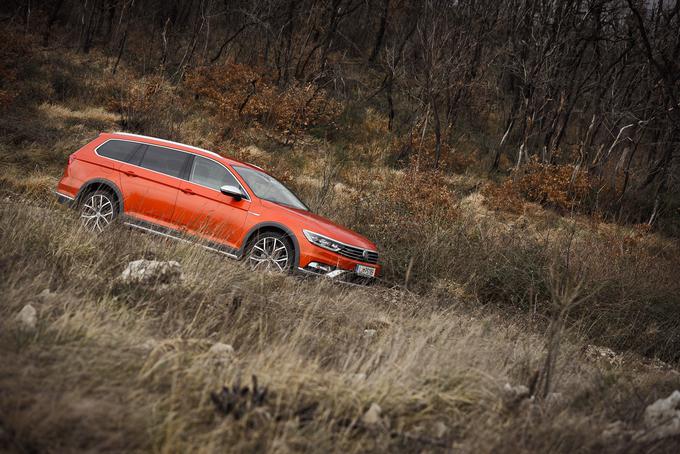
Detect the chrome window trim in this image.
<box><xmin>112</xmin><ymin>132</ymin><xmax>225</xmax><ymax>160</ymax></box>
<box><xmin>94</xmin><ymin>138</ymin><xmax>251</xmax><ymax>202</ymax></box>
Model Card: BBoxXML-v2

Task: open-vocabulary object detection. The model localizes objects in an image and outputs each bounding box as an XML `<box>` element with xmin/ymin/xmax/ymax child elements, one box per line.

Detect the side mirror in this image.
<box><xmin>220</xmin><ymin>184</ymin><xmax>243</xmax><ymax>201</ymax></box>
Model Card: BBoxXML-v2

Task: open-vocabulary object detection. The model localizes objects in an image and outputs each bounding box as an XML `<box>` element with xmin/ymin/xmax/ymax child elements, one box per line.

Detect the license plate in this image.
<box><xmin>355</xmin><ymin>264</ymin><xmax>376</xmax><ymax>278</ymax></box>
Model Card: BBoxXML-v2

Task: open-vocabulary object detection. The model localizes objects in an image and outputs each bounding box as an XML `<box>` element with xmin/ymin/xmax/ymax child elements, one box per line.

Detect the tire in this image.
<box><xmin>79</xmin><ymin>189</ymin><xmax>118</xmax><ymax>232</ymax></box>
<box><xmin>245</xmin><ymin>232</ymin><xmax>294</xmax><ymax>272</ymax></box>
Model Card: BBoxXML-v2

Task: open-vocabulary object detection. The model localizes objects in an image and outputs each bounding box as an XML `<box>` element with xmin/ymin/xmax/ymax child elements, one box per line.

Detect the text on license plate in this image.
<box><xmin>355</xmin><ymin>264</ymin><xmax>376</xmax><ymax>277</ymax></box>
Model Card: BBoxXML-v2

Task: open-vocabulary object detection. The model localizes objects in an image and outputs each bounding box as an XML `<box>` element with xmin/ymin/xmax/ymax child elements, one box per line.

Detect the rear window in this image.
<box><xmin>97</xmin><ymin>140</ymin><xmax>142</xmax><ymax>162</ymax></box>
<box><xmin>139</xmin><ymin>145</ymin><xmax>189</xmax><ymax>178</ymax></box>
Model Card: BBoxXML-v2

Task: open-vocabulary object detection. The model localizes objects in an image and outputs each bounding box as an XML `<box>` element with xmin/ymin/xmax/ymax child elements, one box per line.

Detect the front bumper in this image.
<box><xmin>296</xmin><ymin>265</ymin><xmax>378</xmax><ymax>284</ymax></box>
<box><xmin>297</xmin><ymin>243</ymin><xmax>381</xmax><ymax>282</ymax></box>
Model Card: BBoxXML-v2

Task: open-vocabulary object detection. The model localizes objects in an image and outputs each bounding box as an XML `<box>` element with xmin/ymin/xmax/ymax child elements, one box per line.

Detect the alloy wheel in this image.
<box><xmin>248</xmin><ymin>236</ymin><xmax>290</xmax><ymax>272</ymax></box>
<box><xmin>80</xmin><ymin>193</ymin><xmax>115</xmax><ymax>232</ymax></box>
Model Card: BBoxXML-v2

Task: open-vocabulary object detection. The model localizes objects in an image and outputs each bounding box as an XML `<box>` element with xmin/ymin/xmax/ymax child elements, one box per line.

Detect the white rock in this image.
<box><xmin>37</xmin><ymin>288</ymin><xmax>60</xmax><ymax>305</ymax></box>
<box><xmin>16</xmin><ymin>304</ymin><xmax>37</xmax><ymax>331</ymax></box>
<box><xmin>640</xmin><ymin>390</ymin><xmax>680</xmax><ymax>441</ymax></box>
<box><xmin>208</xmin><ymin>342</ymin><xmax>235</xmax><ymax>366</ymax></box>
<box><xmin>121</xmin><ymin>260</ymin><xmax>183</xmax><ymax>285</ymax></box>
<box><xmin>503</xmin><ymin>382</ymin><xmax>530</xmax><ymax>399</ymax></box>
<box><xmin>545</xmin><ymin>392</ymin><xmax>564</xmax><ymax>407</ymax></box>
<box><xmin>209</xmin><ymin>342</ymin><xmax>235</xmax><ymax>356</ymax></box>
<box><xmin>433</xmin><ymin>421</ymin><xmax>448</xmax><ymax>438</ymax></box>
<box><xmin>601</xmin><ymin>421</ymin><xmax>628</xmax><ymax>440</ymax></box>
<box><xmin>138</xmin><ymin>339</ymin><xmax>159</xmax><ymax>352</ymax></box>
<box><xmin>362</xmin><ymin>402</ymin><xmax>383</xmax><ymax>427</ymax></box>
<box><xmin>583</xmin><ymin>344</ymin><xmax>623</xmax><ymax>367</ymax></box>
<box><xmin>363</xmin><ymin>329</ymin><xmax>377</xmax><ymax>339</ymax></box>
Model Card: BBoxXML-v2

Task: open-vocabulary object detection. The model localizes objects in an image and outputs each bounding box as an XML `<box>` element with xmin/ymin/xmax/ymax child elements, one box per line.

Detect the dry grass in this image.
<box><xmin>1</xmin><ymin>199</ymin><xmax>678</xmax><ymax>453</ymax></box>
<box><xmin>1</xmin><ymin>33</ymin><xmax>680</xmax><ymax>453</ymax></box>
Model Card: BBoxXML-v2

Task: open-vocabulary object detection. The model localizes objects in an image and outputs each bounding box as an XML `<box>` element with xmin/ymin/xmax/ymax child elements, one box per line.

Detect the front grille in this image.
<box><xmin>337</xmin><ymin>244</ymin><xmax>379</xmax><ymax>264</ymax></box>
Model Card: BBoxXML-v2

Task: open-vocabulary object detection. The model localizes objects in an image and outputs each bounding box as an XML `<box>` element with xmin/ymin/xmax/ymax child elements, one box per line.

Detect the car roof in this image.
<box><xmin>104</xmin><ymin>132</ymin><xmax>264</xmax><ymax>171</ymax></box>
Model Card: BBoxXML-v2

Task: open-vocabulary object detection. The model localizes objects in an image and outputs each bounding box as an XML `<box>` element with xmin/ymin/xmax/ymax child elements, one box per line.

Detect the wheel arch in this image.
<box><xmin>239</xmin><ymin>222</ymin><xmax>300</xmax><ymax>268</ymax></box>
<box><xmin>76</xmin><ymin>178</ymin><xmax>124</xmax><ymax>214</ymax></box>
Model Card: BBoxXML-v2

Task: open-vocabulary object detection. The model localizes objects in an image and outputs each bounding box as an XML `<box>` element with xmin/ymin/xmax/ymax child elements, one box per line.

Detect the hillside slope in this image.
<box><xmin>1</xmin><ymin>197</ymin><xmax>679</xmax><ymax>453</ymax></box>
<box><xmin>0</xmin><ymin>27</ymin><xmax>679</xmax><ymax>453</ymax></box>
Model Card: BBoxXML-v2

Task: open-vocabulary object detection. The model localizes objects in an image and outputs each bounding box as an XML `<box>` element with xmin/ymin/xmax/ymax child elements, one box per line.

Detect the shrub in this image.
<box><xmin>484</xmin><ymin>158</ymin><xmax>592</xmax><ymax>213</ymax></box>
<box><xmin>106</xmin><ymin>74</ymin><xmax>181</xmax><ymax>138</ymax></box>
<box><xmin>341</xmin><ymin>168</ymin><xmax>459</xmax><ymax>286</ymax></box>
<box><xmin>388</xmin><ymin>127</ymin><xmax>478</xmax><ymax>173</ymax></box>
<box><xmin>515</xmin><ymin>158</ymin><xmax>592</xmax><ymax>210</ymax></box>
<box><xmin>482</xmin><ymin>179</ymin><xmax>526</xmax><ymax>213</ymax></box>
<box><xmin>185</xmin><ymin>63</ymin><xmax>342</xmax><ymax>141</ymax></box>
<box><xmin>0</xmin><ymin>27</ymin><xmax>35</xmax><ymax>110</ymax></box>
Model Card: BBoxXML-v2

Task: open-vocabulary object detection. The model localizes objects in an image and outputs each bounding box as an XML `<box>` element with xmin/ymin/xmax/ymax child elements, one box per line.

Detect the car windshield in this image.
<box><xmin>233</xmin><ymin>165</ymin><xmax>308</xmax><ymax>211</ymax></box>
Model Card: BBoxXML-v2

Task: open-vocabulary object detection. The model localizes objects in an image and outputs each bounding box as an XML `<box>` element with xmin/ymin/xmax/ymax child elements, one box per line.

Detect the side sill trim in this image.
<box><xmin>123</xmin><ymin>220</ymin><xmax>239</xmax><ymax>259</ymax></box>
<box><xmin>55</xmin><ymin>191</ymin><xmax>75</xmax><ymax>201</ymax></box>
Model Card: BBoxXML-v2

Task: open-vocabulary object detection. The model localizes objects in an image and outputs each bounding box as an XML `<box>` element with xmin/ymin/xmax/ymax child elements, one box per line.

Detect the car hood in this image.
<box><xmin>262</xmin><ymin>201</ymin><xmax>377</xmax><ymax>251</ymax></box>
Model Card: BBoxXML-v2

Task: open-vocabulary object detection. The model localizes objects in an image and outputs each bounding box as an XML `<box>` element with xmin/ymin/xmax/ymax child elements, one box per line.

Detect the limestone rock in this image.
<box><xmin>503</xmin><ymin>382</ymin><xmax>530</xmax><ymax>399</ymax></box>
<box><xmin>121</xmin><ymin>260</ymin><xmax>183</xmax><ymax>285</ymax></box>
<box><xmin>208</xmin><ymin>342</ymin><xmax>235</xmax><ymax>366</ymax></box>
<box><xmin>432</xmin><ymin>421</ymin><xmax>448</xmax><ymax>438</ymax></box>
<box><xmin>16</xmin><ymin>304</ymin><xmax>37</xmax><ymax>331</ymax></box>
<box><xmin>639</xmin><ymin>390</ymin><xmax>680</xmax><ymax>441</ymax></box>
<box><xmin>362</xmin><ymin>402</ymin><xmax>383</xmax><ymax>427</ymax></box>
<box><xmin>601</xmin><ymin>421</ymin><xmax>629</xmax><ymax>441</ymax></box>
<box><xmin>583</xmin><ymin>344</ymin><xmax>623</xmax><ymax>367</ymax></box>
<box><xmin>363</xmin><ymin>329</ymin><xmax>377</xmax><ymax>339</ymax></box>
<box><xmin>209</xmin><ymin>342</ymin><xmax>235</xmax><ymax>356</ymax></box>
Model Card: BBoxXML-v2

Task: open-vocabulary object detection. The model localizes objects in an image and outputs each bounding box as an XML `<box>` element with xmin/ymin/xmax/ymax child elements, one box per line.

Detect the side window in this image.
<box><xmin>139</xmin><ymin>145</ymin><xmax>189</xmax><ymax>178</ymax></box>
<box><xmin>190</xmin><ymin>156</ymin><xmax>239</xmax><ymax>191</ymax></box>
<box><xmin>97</xmin><ymin>140</ymin><xmax>142</xmax><ymax>162</ymax></box>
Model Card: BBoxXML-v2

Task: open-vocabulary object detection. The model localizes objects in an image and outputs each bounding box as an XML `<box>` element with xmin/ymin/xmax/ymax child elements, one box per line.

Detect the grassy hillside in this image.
<box><xmin>1</xmin><ymin>27</ymin><xmax>680</xmax><ymax>453</ymax></box>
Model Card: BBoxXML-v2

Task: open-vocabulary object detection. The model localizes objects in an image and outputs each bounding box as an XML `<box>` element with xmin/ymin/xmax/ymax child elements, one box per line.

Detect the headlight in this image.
<box><xmin>303</xmin><ymin>230</ymin><xmax>343</xmax><ymax>252</ymax></box>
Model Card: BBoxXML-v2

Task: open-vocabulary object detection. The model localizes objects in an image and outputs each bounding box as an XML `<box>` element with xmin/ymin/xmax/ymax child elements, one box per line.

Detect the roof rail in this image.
<box><xmin>111</xmin><ymin>132</ymin><xmax>225</xmax><ymax>160</ymax></box>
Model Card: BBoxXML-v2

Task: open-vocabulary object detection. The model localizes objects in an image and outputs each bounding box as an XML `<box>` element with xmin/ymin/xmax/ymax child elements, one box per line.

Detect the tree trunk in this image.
<box><xmin>369</xmin><ymin>0</ymin><xmax>390</xmax><ymax>63</ymax></box>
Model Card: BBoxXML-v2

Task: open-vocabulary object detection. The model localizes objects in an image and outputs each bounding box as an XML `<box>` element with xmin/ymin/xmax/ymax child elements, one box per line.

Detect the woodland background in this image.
<box><xmin>1</xmin><ymin>1</ymin><xmax>680</xmax><ymax>452</ymax></box>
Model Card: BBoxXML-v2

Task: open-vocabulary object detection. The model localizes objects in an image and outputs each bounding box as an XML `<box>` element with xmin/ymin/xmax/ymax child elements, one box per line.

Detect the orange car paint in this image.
<box><xmin>56</xmin><ymin>132</ymin><xmax>381</xmax><ymax>277</ymax></box>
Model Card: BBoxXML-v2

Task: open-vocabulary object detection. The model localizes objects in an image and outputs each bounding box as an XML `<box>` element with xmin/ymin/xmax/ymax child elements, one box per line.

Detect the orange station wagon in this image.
<box><xmin>56</xmin><ymin>133</ymin><xmax>380</xmax><ymax>281</ymax></box>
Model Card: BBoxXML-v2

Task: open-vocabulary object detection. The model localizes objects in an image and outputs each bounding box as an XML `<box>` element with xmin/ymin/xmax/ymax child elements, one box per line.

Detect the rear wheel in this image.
<box><xmin>79</xmin><ymin>190</ymin><xmax>117</xmax><ymax>232</ymax></box>
<box><xmin>246</xmin><ymin>232</ymin><xmax>293</xmax><ymax>272</ymax></box>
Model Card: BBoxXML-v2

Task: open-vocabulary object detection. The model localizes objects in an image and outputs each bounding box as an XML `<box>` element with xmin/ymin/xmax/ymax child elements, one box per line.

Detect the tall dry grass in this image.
<box><xmin>1</xmin><ymin>199</ymin><xmax>678</xmax><ymax>453</ymax></box>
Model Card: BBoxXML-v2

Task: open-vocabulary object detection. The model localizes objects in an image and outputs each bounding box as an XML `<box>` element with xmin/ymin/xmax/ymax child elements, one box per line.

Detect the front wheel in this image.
<box><xmin>245</xmin><ymin>232</ymin><xmax>293</xmax><ymax>272</ymax></box>
<box><xmin>79</xmin><ymin>190</ymin><xmax>117</xmax><ymax>232</ymax></box>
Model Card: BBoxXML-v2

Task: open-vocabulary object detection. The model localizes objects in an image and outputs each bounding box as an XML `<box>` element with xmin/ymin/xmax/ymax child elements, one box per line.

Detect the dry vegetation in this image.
<box><xmin>2</xmin><ymin>193</ymin><xmax>680</xmax><ymax>453</ymax></box>
<box><xmin>1</xmin><ymin>16</ymin><xmax>680</xmax><ymax>454</ymax></box>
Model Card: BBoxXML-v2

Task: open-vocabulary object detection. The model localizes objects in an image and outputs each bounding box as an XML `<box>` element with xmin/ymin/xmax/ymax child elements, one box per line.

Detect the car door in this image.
<box><xmin>171</xmin><ymin>154</ymin><xmax>250</xmax><ymax>249</ymax></box>
<box><xmin>118</xmin><ymin>144</ymin><xmax>191</xmax><ymax>228</ymax></box>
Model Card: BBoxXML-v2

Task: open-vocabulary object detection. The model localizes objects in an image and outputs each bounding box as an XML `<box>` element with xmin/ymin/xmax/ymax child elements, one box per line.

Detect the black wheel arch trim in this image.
<box><xmin>76</xmin><ymin>178</ymin><xmax>124</xmax><ymax>214</ymax></box>
<box><xmin>239</xmin><ymin>222</ymin><xmax>300</xmax><ymax>268</ymax></box>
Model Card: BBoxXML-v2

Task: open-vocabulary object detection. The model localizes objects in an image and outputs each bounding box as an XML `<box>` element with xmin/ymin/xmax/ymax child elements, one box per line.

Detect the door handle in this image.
<box><xmin>123</xmin><ymin>169</ymin><xmax>136</xmax><ymax>177</ymax></box>
<box><xmin>181</xmin><ymin>187</ymin><xmax>195</xmax><ymax>195</ymax></box>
